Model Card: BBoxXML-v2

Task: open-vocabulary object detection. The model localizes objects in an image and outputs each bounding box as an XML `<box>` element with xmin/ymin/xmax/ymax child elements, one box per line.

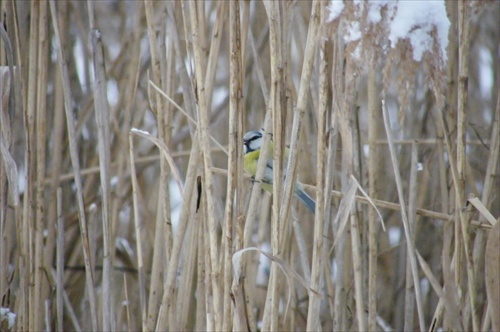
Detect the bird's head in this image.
<box><xmin>243</xmin><ymin>130</ymin><xmax>263</xmax><ymax>154</ymax></box>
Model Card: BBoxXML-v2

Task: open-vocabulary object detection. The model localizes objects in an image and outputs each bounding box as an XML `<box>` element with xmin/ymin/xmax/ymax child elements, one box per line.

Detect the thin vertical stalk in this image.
<box><xmin>223</xmin><ymin>0</ymin><xmax>243</xmax><ymax>331</ymax></box>
<box><xmin>23</xmin><ymin>2</ymin><xmax>39</xmax><ymax>330</ymax></box>
<box><xmin>47</xmin><ymin>268</ymin><xmax>82</xmax><ymax>331</ymax></box>
<box><xmin>404</xmin><ymin>142</ymin><xmax>419</xmax><ymax>331</ymax></box>
<box><xmin>56</xmin><ymin>188</ymin><xmax>64</xmax><ymax>332</ymax></box>
<box><xmin>0</xmin><ymin>29</ymin><xmax>19</xmax><ymax>327</ymax></box>
<box><xmin>43</xmin><ymin>1</ymin><xmax>66</xmax><ymax>284</ymax></box>
<box><xmin>261</xmin><ymin>1</ymin><xmax>284</xmax><ymax>329</ymax></box>
<box><xmin>279</xmin><ymin>0</ymin><xmax>320</xmax><ymax>230</ymax></box>
<box><xmin>49</xmin><ymin>1</ymin><xmax>98</xmax><ymax>329</ymax></box>
<box><xmin>382</xmin><ymin>100</ymin><xmax>426</xmax><ymax>330</ymax></box>
<box><xmin>144</xmin><ymin>1</ymin><xmax>172</xmax><ymax>329</ymax></box>
<box><xmin>367</xmin><ymin>67</ymin><xmax>379</xmax><ymax>332</ymax></box>
<box><xmin>176</xmin><ymin>214</ymin><xmax>199</xmax><ymax>331</ymax></box>
<box><xmin>306</xmin><ymin>4</ymin><xmax>328</xmax><ymax>327</ymax></box>
<box><xmin>456</xmin><ymin>2</ymin><xmax>478</xmax><ymax>330</ymax></box>
<box><xmin>156</xmin><ymin>137</ymin><xmax>201</xmax><ymax>330</ymax></box>
<box><xmin>474</xmin><ymin>93</ymin><xmax>499</xmax><ymax>242</ymax></box>
<box><xmin>34</xmin><ymin>2</ymin><xmax>48</xmax><ymax>330</ymax></box>
<box><xmin>332</xmin><ymin>35</ymin><xmax>348</xmax><ymax>332</ymax></box>
<box><xmin>204</xmin><ymin>2</ymin><xmax>226</xmax><ymax>109</ymax></box>
<box><xmin>128</xmin><ymin>135</ymin><xmax>147</xmax><ymax>331</ymax></box>
<box><xmin>89</xmin><ymin>27</ymin><xmax>114</xmax><ymax>331</ymax></box>
<box><xmin>187</xmin><ymin>1</ymin><xmax>223</xmax><ymax>329</ymax></box>
<box><xmin>351</xmin><ymin>214</ymin><xmax>365</xmax><ymax>331</ymax></box>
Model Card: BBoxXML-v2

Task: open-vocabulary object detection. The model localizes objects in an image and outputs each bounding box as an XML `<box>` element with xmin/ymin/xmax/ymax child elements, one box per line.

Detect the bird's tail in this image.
<box><xmin>295</xmin><ymin>187</ymin><xmax>316</xmax><ymax>214</ymax></box>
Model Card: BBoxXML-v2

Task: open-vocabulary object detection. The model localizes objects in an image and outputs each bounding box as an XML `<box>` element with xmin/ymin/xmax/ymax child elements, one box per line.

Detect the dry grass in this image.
<box><xmin>0</xmin><ymin>1</ymin><xmax>499</xmax><ymax>331</ymax></box>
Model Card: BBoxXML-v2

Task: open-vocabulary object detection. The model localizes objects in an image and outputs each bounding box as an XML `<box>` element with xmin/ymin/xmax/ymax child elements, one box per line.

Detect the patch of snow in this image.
<box><xmin>388</xmin><ymin>1</ymin><xmax>450</xmax><ymax>61</ymax></box>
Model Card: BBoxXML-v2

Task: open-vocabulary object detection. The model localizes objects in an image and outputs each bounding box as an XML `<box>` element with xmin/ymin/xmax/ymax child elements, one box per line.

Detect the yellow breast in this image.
<box><xmin>243</xmin><ymin>149</ymin><xmax>261</xmax><ymax>176</ymax></box>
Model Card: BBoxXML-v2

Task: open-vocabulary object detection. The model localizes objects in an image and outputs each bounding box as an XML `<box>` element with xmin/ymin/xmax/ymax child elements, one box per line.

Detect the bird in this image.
<box><xmin>243</xmin><ymin>130</ymin><xmax>316</xmax><ymax>213</ymax></box>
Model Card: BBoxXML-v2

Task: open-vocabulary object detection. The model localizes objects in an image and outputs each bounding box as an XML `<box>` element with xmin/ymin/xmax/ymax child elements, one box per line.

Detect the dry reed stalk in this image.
<box><xmin>230</xmin><ymin>4</ymin><xmax>259</xmax><ymax>331</ymax></box>
<box><xmin>382</xmin><ymin>100</ymin><xmax>426</xmax><ymax>329</ymax></box>
<box><xmin>280</xmin><ymin>0</ymin><xmax>320</xmax><ymax>230</ymax></box>
<box><xmin>350</xmin><ymin>204</ymin><xmax>365</xmax><ymax>331</ymax></box>
<box><xmin>261</xmin><ymin>1</ymin><xmax>287</xmax><ymax>329</ymax></box>
<box><xmin>417</xmin><ymin>251</ymin><xmax>463</xmax><ymax>331</ymax></box>
<box><xmin>56</xmin><ymin>188</ymin><xmax>64</xmax><ymax>332</ymax></box>
<box><xmin>204</xmin><ymin>2</ymin><xmax>226</xmax><ymax>109</ymax></box>
<box><xmin>49</xmin><ymin>1</ymin><xmax>99</xmax><ymax>329</ymax></box>
<box><xmin>485</xmin><ymin>219</ymin><xmax>500</xmax><ymax>331</ymax></box>
<box><xmin>330</xmin><ymin>34</ymin><xmax>348</xmax><ymax>332</ymax></box>
<box><xmin>222</xmin><ymin>0</ymin><xmax>243</xmax><ymax>330</ymax></box>
<box><xmin>122</xmin><ymin>274</ymin><xmax>131</xmax><ymax>332</ymax></box>
<box><xmin>299</xmin><ymin>5</ymin><xmax>329</xmax><ymax>318</ymax></box>
<box><xmin>143</xmin><ymin>1</ymin><xmax>172</xmax><ymax>330</ymax></box>
<box><xmin>367</xmin><ymin>66</ymin><xmax>379</xmax><ymax>332</ymax></box>
<box><xmin>89</xmin><ymin>26</ymin><xmax>115</xmax><ymax>331</ymax></box>
<box><xmin>155</xmin><ymin>135</ymin><xmax>201</xmax><ymax>330</ymax></box>
<box><xmin>456</xmin><ymin>1</ymin><xmax>479</xmax><ymax>330</ymax></box>
<box><xmin>403</xmin><ymin>142</ymin><xmax>419</xmax><ymax>331</ymax></box>
<box><xmin>22</xmin><ymin>2</ymin><xmax>38</xmax><ymax>330</ymax></box>
<box><xmin>236</xmin><ymin>18</ymin><xmax>273</xmax><ymax>332</ymax></box>
<box><xmin>48</xmin><ymin>268</ymin><xmax>82</xmax><ymax>332</ymax></box>
<box><xmin>175</xmin><ymin>211</ymin><xmax>198</xmax><ymax>330</ymax></box>
<box><xmin>291</xmin><ymin>213</ymin><xmax>311</xmax><ymax>282</ymax></box>
<box><xmin>44</xmin><ymin>23</ymin><xmax>65</xmax><ymax>302</ymax></box>
<box><xmin>34</xmin><ymin>3</ymin><xmax>50</xmax><ymax>330</ymax></box>
<box><xmin>128</xmin><ymin>134</ymin><xmax>146</xmax><ymax>330</ymax></box>
<box><xmin>31</xmin><ymin>3</ymin><xmax>47</xmax><ymax>331</ymax></box>
<box><xmin>108</xmin><ymin>3</ymin><xmax>142</xmax><ymax>296</ymax></box>
<box><xmin>474</xmin><ymin>29</ymin><xmax>500</xmax><ymax>332</ymax></box>
<box><xmin>237</xmin><ymin>25</ymin><xmax>272</xmax><ymax>332</ymax></box>
<box><xmin>186</xmin><ymin>2</ymin><xmax>224</xmax><ymax>328</ymax></box>
<box><xmin>0</xmin><ymin>62</ymin><xmax>18</xmax><ymax>329</ymax></box>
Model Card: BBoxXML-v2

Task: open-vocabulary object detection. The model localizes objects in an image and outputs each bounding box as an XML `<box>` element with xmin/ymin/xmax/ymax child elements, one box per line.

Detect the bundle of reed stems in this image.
<box><xmin>0</xmin><ymin>1</ymin><xmax>498</xmax><ymax>331</ymax></box>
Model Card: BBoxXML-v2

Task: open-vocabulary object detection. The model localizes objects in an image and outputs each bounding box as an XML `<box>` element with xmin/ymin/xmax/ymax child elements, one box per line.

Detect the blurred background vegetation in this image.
<box><xmin>0</xmin><ymin>0</ymin><xmax>498</xmax><ymax>331</ymax></box>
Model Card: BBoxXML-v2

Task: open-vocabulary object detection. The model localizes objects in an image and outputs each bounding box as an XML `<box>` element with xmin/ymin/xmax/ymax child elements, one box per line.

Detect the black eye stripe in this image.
<box><xmin>244</xmin><ymin>134</ymin><xmax>262</xmax><ymax>144</ymax></box>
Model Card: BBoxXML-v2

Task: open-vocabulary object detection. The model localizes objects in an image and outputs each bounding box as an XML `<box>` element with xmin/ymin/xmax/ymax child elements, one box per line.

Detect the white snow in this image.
<box><xmin>130</xmin><ymin>127</ymin><xmax>150</xmax><ymax>136</ymax></box>
<box><xmin>326</xmin><ymin>0</ymin><xmax>450</xmax><ymax>63</ymax></box>
<box><xmin>367</xmin><ymin>1</ymin><xmax>395</xmax><ymax>24</ymax></box>
<box><xmin>388</xmin><ymin>1</ymin><xmax>450</xmax><ymax>62</ymax></box>
<box><xmin>326</xmin><ymin>0</ymin><xmax>344</xmax><ymax>22</ymax></box>
<box><xmin>0</xmin><ymin>307</ymin><xmax>16</xmax><ymax>329</ymax></box>
<box><xmin>345</xmin><ymin>21</ymin><xmax>361</xmax><ymax>43</ymax></box>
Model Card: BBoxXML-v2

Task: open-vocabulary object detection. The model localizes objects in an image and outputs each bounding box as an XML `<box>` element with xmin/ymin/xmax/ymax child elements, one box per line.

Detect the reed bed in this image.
<box><xmin>0</xmin><ymin>1</ymin><xmax>498</xmax><ymax>331</ymax></box>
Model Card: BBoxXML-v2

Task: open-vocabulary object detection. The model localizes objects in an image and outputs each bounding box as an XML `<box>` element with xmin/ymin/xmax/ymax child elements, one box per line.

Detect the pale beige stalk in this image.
<box><xmin>49</xmin><ymin>1</ymin><xmax>99</xmax><ymax>329</ymax></box>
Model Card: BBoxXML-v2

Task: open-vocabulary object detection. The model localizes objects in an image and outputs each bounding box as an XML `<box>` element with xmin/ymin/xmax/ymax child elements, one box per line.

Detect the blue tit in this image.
<box><xmin>243</xmin><ymin>130</ymin><xmax>316</xmax><ymax>213</ymax></box>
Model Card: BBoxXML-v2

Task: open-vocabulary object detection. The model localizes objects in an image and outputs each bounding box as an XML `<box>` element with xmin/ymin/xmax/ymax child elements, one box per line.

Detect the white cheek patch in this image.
<box><xmin>249</xmin><ymin>138</ymin><xmax>262</xmax><ymax>152</ymax></box>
